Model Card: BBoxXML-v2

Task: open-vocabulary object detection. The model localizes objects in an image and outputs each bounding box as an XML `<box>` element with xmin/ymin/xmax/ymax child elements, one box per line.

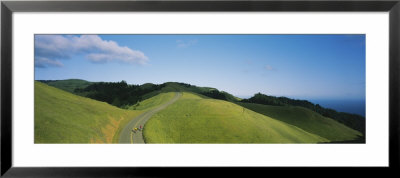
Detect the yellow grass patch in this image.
<box><xmin>102</xmin><ymin>116</ymin><xmax>124</xmax><ymax>143</ymax></box>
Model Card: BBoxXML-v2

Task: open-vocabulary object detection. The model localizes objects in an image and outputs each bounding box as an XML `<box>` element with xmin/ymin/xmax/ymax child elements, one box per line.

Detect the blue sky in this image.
<box><xmin>35</xmin><ymin>34</ymin><xmax>365</xmax><ymax>100</ymax></box>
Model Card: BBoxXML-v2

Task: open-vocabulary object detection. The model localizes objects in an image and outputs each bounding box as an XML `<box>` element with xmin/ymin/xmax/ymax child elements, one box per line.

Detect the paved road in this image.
<box><xmin>119</xmin><ymin>92</ymin><xmax>182</xmax><ymax>144</ymax></box>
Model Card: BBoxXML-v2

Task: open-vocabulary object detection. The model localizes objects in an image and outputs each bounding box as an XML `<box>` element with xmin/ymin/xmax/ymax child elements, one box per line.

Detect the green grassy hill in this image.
<box><xmin>236</xmin><ymin>103</ymin><xmax>363</xmax><ymax>142</ymax></box>
<box><xmin>128</xmin><ymin>92</ymin><xmax>176</xmax><ymax>110</ymax></box>
<box><xmin>34</xmin><ymin>81</ymin><xmax>142</xmax><ymax>143</ymax></box>
<box><xmin>140</xmin><ymin>82</ymin><xmax>236</xmax><ymax>101</ymax></box>
<box><xmin>35</xmin><ymin>79</ymin><xmax>364</xmax><ymax>144</ymax></box>
<box><xmin>241</xmin><ymin>92</ymin><xmax>365</xmax><ymax>135</ymax></box>
<box><xmin>143</xmin><ymin>92</ymin><xmax>330</xmax><ymax>143</ymax></box>
<box><xmin>161</xmin><ymin>82</ymin><xmax>240</xmax><ymax>102</ymax></box>
<box><xmin>39</xmin><ymin>80</ymin><xmax>240</xmax><ymax>108</ymax></box>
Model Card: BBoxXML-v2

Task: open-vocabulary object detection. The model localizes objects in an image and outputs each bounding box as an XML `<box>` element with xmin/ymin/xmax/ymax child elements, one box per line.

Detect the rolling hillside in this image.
<box><xmin>41</xmin><ymin>79</ymin><xmax>240</xmax><ymax>107</ymax></box>
<box><xmin>143</xmin><ymin>92</ymin><xmax>331</xmax><ymax>143</ymax></box>
<box><xmin>140</xmin><ymin>82</ymin><xmax>239</xmax><ymax>102</ymax></box>
<box><xmin>34</xmin><ymin>81</ymin><xmax>142</xmax><ymax>143</ymax></box>
<box><xmin>35</xmin><ymin>79</ymin><xmax>365</xmax><ymax>144</ymax></box>
<box><xmin>236</xmin><ymin>103</ymin><xmax>363</xmax><ymax>142</ymax></box>
<box><xmin>241</xmin><ymin>93</ymin><xmax>365</xmax><ymax>134</ymax></box>
<box><xmin>128</xmin><ymin>92</ymin><xmax>176</xmax><ymax>110</ymax></box>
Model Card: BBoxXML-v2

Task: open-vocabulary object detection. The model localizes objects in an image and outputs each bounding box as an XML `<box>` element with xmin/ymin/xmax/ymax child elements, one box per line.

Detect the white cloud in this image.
<box><xmin>34</xmin><ymin>35</ymin><xmax>148</xmax><ymax>68</ymax></box>
<box><xmin>176</xmin><ymin>39</ymin><xmax>197</xmax><ymax>48</ymax></box>
<box><xmin>34</xmin><ymin>57</ymin><xmax>64</xmax><ymax>68</ymax></box>
<box><xmin>87</xmin><ymin>52</ymin><xmax>147</xmax><ymax>64</ymax></box>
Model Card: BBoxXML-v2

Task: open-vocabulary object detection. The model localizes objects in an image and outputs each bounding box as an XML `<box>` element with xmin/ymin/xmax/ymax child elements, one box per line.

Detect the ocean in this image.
<box><xmin>309</xmin><ymin>99</ymin><xmax>366</xmax><ymax>117</ymax></box>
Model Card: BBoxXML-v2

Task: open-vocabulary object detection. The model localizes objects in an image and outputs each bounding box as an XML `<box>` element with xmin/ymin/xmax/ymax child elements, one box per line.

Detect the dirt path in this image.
<box><xmin>118</xmin><ymin>92</ymin><xmax>182</xmax><ymax>144</ymax></box>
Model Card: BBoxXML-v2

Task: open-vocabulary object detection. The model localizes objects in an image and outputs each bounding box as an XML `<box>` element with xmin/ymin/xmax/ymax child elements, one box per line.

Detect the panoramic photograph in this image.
<box><xmin>34</xmin><ymin>34</ymin><xmax>366</xmax><ymax>144</ymax></box>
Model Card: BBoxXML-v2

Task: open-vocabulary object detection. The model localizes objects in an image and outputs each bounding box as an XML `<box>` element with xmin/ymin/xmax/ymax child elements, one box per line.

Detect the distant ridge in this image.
<box><xmin>241</xmin><ymin>93</ymin><xmax>365</xmax><ymax>135</ymax></box>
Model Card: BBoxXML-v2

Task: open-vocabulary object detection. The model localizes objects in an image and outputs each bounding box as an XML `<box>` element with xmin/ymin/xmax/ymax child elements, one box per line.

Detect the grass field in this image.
<box><xmin>34</xmin><ymin>81</ymin><xmax>142</xmax><ymax>143</ymax></box>
<box><xmin>128</xmin><ymin>92</ymin><xmax>176</xmax><ymax>110</ymax></box>
<box><xmin>143</xmin><ymin>92</ymin><xmax>329</xmax><ymax>143</ymax></box>
<box><xmin>35</xmin><ymin>80</ymin><xmax>363</xmax><ymax>144</ymax></box>
<box><xmin>236</xmin><ymin>103</ymin><xmax>363</xmax><ymax>142</ymax></box>
<box><xmin>140</xmin><ymin>82</ymin><xmax>239</xmax><ymax>102</ymax></box>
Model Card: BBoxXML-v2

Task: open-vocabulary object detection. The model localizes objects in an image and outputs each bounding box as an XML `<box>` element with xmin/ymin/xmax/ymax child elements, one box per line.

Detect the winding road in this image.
<box><xmin>119</xmin><ymin>92</ymin><xmax>182</xmax><ymax>144</ymax></box>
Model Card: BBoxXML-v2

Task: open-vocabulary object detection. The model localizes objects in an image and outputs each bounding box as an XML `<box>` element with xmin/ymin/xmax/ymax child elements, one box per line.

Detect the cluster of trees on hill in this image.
<box><xmin>242</xmin><ymin>93</ymin><xmax>315</xmax><ymax>108</ymax></box>
<box><xmin>162</xmin><ymin>82</ymin><xmax>238</xmax><ymax>101</ymax></box>
<box><xmin>241</xmin><ymin>93</ymin><xmax>365</xmax><ymax>135</ymax></box>
<box><xmin>63</xmin><ymin>80</ymin><xmax>236</xmax><ymax>108</ymax></box>
<box><xmin>37</xmin><ymin>79</ymin><xmax>92</xmax><ymax>93</ymax></box>
<box><xmin>74</xmin><ymin>80</ymin><xmax>165</xmax><ymax>108</ymax></box>
<box><xmin>200</xmin><ymin>90</ymin><xmax>228</xmax><ymax>100</ymax></box>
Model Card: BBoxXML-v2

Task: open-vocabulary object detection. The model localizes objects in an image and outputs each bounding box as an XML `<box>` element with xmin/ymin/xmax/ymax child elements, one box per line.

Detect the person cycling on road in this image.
<box><xmin>132</xmin><ymin>128</ymin><xmax>138</xmax><ymax>133</ymax></box>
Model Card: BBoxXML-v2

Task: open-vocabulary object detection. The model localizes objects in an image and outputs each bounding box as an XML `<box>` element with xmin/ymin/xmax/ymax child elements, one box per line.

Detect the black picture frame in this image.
<box><xmin>1</xmin><ymin>0</ymin><xmax>399</xmax><ymax>177</ymax></box>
